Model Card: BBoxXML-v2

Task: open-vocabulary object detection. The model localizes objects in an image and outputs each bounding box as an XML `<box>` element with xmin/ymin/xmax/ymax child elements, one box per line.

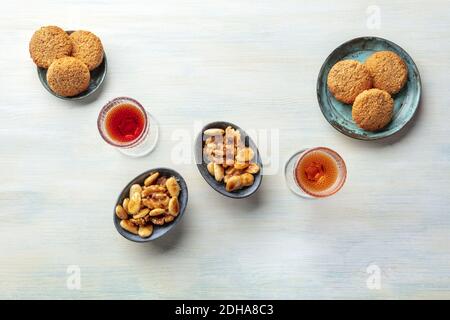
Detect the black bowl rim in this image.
<box><xmin>195</xmin><ymin>120</ymin><xmax>263</xmax><ymax>199</ymax></box>
<box><xmin>113</xmin><ymin>167</ymin><xmax>188</xmax><ymax>243</ymax></box>
<box><xmin>36</xmin><ymin>30</ymin><xmax>107</xmax><ymax>101</ymax></box>
<box><xmin>316</xmin><ymin>36</ymin><xmax>422</xmax><ymax>141</ymax></box>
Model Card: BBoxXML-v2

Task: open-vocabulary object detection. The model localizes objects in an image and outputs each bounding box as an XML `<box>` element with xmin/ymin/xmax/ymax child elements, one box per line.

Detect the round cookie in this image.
<box><xmin>365</xmin><ymin>51</ymin><xmax>408</xmax><ymax>95</ymax></box>
<box><xmin>29</xmin><ymin>26</ymin><xmax>72</xmax><ymax>68</ymax></box>
<box><xmin>327</xmin><ymin>60</ymin><xmax>373</xmax><ymax>104</ymax></box>
<box><xmin>352</xmin><ymin>89</ymin><xmax>394</xmax><ymax>131</ymax></box>
<box><xmin>69</xmin><ymin>30</ymin><xmax>104</xmax><ymax>70</ymax></box>
<box><xmin>46</xmin><ymin>57</ymin><xmax>90</xmax><ymax>97</ymax></box>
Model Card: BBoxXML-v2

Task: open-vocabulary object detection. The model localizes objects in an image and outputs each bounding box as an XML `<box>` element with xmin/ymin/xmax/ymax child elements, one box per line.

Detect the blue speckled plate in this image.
<box><xmin>37</xmin><ymin>30</ymin><xmax>107</xmax><ymax>101</ymax></box>
<box><xmin>317</xmin><ymin>37</ymin><xmax>421</xmax><ymax>140</ymax></box>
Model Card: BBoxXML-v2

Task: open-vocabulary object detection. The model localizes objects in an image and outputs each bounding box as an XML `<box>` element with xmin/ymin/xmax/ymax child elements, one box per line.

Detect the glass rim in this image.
<box><xmin>97</xmin><ymin>96</ymin><xmax>149</xmax><ymax>148</ymax></box>
<box><xmin>294</xmin><ymin>146</ymin><xmax>347</xmax><ymax>198</ymax></box>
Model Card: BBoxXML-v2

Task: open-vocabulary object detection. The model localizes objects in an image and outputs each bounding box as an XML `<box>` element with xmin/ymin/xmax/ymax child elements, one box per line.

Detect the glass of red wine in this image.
<box><xmin>97</xmin><ymin>97</ymin><xmax>158</xmax><ymax>157</ymax></box>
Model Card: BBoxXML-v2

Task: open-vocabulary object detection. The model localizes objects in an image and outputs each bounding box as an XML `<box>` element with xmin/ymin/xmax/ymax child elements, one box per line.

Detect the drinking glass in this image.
<box><xmin>285</xmin><ymin>147</ymin><xmax>347</xmax><ymax>198</ymax></box>
<box><xmin>97</xmin><ymin>97</ymin><xmax>159</xmax><ymax>157</ymax></box>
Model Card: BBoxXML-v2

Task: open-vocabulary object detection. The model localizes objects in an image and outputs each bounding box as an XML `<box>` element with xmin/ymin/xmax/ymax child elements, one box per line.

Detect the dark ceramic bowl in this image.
<box><xmin>317</xmin><ymin>36</ymin><xmax>421</xmax><ymax>140</ymax></box>
<box><xmin>113</xmin><ymin>168</ymin><xmax>188</xmax><ymax>242</ymax></box>
<box><xmin>37</xmin><ymin>30</ymin><xmax>107</xmax><ymax>100</ymax></box>
<box><xmin>195</xmin><ymin>121</ymin><xmax>263</xmax><ymax>199</ymax></box>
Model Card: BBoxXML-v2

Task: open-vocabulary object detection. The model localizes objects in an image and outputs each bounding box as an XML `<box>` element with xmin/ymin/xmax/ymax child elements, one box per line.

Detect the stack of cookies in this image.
<box><xmin>327</xmin><ymin>51</ymin><xmax>408</xmax><ymax>131</ymax></box>
<box><xmin>29</xmin><ymin>26</ymin><xmax>104</xmax><ymax>97</ymax></box>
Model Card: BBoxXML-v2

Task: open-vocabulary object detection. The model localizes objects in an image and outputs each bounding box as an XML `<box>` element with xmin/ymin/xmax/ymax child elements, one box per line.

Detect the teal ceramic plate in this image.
<box><xmin>317</xmin><ymin>36</ymin><xmax>421</xmax><ymax>140</ymax></box>
<box><xmin>37</xmin><ymin>30</ymin><xmax>107</xmax><ymax>100</ymax></box>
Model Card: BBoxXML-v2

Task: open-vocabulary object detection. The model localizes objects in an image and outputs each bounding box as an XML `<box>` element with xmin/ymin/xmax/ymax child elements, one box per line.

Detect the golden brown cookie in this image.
<box><xmin>46</xmin><ymin>57</ymin><xmax>90</xmax><ymax>97</ymax></box>
<box><xmin>29</xmin><ymin>26</ymin><xmax>72</xmax><ymax>68</ymax></box>
<box><xmin>69</xmin><ymin>30</ymin><xmax>104</xmax><ymax>70</ymax></box>
<box><xmin>365</xmin><ymin>51</ymin><xmax>408</xmax><ymax>95</ymax></box>
<box><xmin>327</xmin><ymin>60</ymin><xmax>373</xmax><ymax>104</ymax></box>
<box><xmin>352</xmin><ymin>88</ymin><xmax>394</xmax><ymax>131</ymax></box>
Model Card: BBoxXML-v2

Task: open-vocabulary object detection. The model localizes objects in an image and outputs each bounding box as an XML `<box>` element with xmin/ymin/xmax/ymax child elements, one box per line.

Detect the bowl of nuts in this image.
<box><xmin>195</xmin><ymin>121</ymin><xmax>263</xmax><ymax>199</ymax></box>
<box><xmin>114</xmin><ymin>168</ymin><xmax>188</xmax><ymax>242</ymax></box>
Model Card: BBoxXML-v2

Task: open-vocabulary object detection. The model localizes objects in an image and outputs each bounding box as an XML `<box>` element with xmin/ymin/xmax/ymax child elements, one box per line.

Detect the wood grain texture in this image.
<box><xmin>0</xmin><ymin>0</ymin><xmax>449</xmax><ymax>299</ymax></box>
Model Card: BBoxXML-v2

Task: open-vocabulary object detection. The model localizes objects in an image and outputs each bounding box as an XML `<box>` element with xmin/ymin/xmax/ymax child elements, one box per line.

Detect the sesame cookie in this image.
<box><xmin>46</xmin><ymin>57</ymin><xmax>90</xmax><ymax>97</ymax></box>
<box><xmin>365</xmin><ymin>51</ymin><xmax>408</xmax><ymax>95</ymax></box>
<box><xmin>69</xmin><ymin>30</ymin><xmax>104</xmax><ymax>70</ymax></box>
<box><xmin>29</xmin><ymin>26</ymin><xmax>72</xmax><ymax>68</ymax></box>
<box><xmin>352</xmin><ymin>89</ymin><xmax>394</xmax><ymax>131</ymax></box>
<box><xmin>327</xmin><ymin>60</ymin><xmax>373</xmax><ymax>104</ymax></box>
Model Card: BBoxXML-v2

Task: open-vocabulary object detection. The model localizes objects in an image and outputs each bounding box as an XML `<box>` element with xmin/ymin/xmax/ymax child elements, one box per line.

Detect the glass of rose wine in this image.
<box><xmin>97</xmin><ymin>97</ymin><xmax>158</xmax><ymax>157</ymax></box>
<box><xmin>285</xmin><ymin>147</ymin><xmax>347</xmax><ymax>198</ymax></box>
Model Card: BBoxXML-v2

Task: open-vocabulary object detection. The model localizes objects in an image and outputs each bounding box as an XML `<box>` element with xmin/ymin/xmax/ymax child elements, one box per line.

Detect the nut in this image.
<box><xmin>166</xmin><ymin>177</ymin><xmax>180</xmax><ymax>197</ymax></box>
<box><xmin>133</xmin><ymin>208</ymin><xmax>150</xmax><ymax>219</ymax></box>
<box><xmin>142</xmin><ymin>185</ymin><xmax>166</xmax><ymax>197</ymax></box>
<box><xmin>168</xmin><ymin>197</ymin><xmax>179</xmax><ymax>216</ymax></box>
<box><xmin>234</xmin><ymin>162</ymin><xmax>249</xmax><ymax>170</ymax></box>
<box><xmin>236</xmin><ymin>147</ymin><xmax>254</xmax><ymax>163</ymax></box>
<box><xmin>120</xmin><ymin>173</ymin><xmax>181</xmax><ymax>234</ymax></box>
<box><xmin>164</xmin><ymin>215</ymin><xmax>175</xmax><ymax>223</ymax></box>
<box><xmin>203</xmin><ymin>125</ymin><xmax>258</xmax><ymax>192</ymax></box>
<box><xmin>213</xmin><ymin>163</ymin><xmax>224</xmax><ymax>182</ymax></box>
<box><xmin>226</xmin><ymin>175</ymin><xmax>242</xmax><ymax>192</ymax></box>
<box><xmin>122</xmin><ymin>198</ymin><xmax>130</xmax><ymax>214</ymax></box>
<box><xmin>245</xmin><ymin>163</ymin><xmax>260</xmax><ymax>174</ymax></box>
<box><xmin>204</xmin><ymin>128</ymin><xmax>224</xmax><ymax>136</ymax></box>
<box><xmin>207</xmin><ymin>162</ymin><xmax>215</xmax><ymax>176</ymax></box>
<box><xmin>120</xmin><ymin>220</ymin><xmax>138</xmax><ymax>235</ymax></box>
<box><xmin>115</xmin><ymin>204</ymin><xmax>128</xmax><ymax>220</ymax></box>
<box><xmin>151</xmin><ymin>217</ymin><xmax>165</xmax><ymax>225</ymax></box>
<box><xmin>240</xmin><ymin>173</ymin><xmax>254</xmax><ymax>187</ymax></box>
<box><xmin>138</xmin><ymin>225</ymin><xmax>153</xmax><ymax>238</ymax></box>
<box><xmin>144</xmin><ymin>172</ymin><xmax>159</xmax><ymax>186</ymax></box>
<box><xmin>127</xmin><ymin>191</ymin><xmax>141</xmax><ymax>214</ymax></box>
<box><xmin>129</xmin><ymin>184</ymin><xmax>142</xmax><ymax>198</ymax></box>
<box><xmin>149</xmin><ymin>208</ymin><xmax>165</xmax><ymax>216</ymax></box>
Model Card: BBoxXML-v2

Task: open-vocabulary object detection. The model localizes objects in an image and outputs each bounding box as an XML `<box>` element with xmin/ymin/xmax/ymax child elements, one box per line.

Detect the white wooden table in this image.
<box><xmin>1</xmin><ymin>0</ymin><xmax>449</xmax><ymax>299</ymax></box>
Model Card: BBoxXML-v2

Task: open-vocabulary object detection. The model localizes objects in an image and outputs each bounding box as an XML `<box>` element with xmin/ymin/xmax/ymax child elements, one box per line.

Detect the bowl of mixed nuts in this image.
<box><xmin>114</xmin><ymin>168</ymin><xmax>188</xmax><ymax>242</ymax></box>
<box><xmin>195</xmin><ymin>121</ymin><xmax>263</xmax><ymax>199</ymax></box>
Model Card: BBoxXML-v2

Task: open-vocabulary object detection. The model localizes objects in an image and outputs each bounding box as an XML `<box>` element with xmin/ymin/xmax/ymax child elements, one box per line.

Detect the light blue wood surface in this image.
<box><xmin>0</xmin><ymin>0</ymin><xmax>449</xmax><ymax>299</ymax></box>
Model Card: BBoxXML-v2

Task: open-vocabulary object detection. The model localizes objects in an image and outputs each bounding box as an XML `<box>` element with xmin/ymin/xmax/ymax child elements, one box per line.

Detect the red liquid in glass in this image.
<box><xmin>105</xmin><ymin>104</ymin><xmax>145</xmax><ymax>143</ymax></box>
